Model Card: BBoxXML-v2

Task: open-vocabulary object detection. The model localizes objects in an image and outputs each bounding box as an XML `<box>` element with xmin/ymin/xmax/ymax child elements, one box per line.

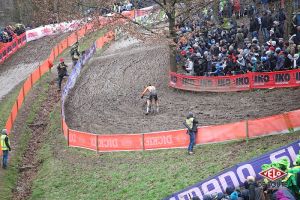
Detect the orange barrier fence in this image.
<box><xmin>61</xmin><ymin>108</ymin><xmax>300</xmax><ymax>152</ymax></box>
<box><xmin>2</xmin><ymin>9</ymin><xmax>300</xmax><ymax>154</ymax></box>
<box><xmin>0</xmin><ymin>22</ymin><xmax>101</xmax><ymax>154</ymax></box>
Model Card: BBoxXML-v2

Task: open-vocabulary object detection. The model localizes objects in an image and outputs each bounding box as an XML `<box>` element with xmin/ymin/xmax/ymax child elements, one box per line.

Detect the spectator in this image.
<box><xmin>1</xmin><ymin>129</ymin><xmax>11</xmax><ymax>169</ymax></box>
<box><xmin>70</xmin><ymin>42</ymin><xmax>80</xmax><ymax>66</ymax></box>
<box><xmin>183</xmin><ymin>112</ymin><xmax>198</xmax><ymax>155</ymax></box>
<box><xmin>57</xmin><ymin>58</ymin><xmax>69</xmax><ymax>91</ymax></box>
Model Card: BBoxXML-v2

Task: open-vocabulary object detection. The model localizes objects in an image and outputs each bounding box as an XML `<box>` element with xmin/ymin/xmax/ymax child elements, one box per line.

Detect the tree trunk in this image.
<box><xmin>169</xmin><ymin>44</ymin><xmax>177</xmax><ymax>72</ymax></box>
<box><xmin>213</xmin><ymin>0</ymin><xmax>219</xmax><ymax>23</ymax></box>
<box><xmin>285</xmin><ymin>0</ymin><xmax>293</xmax><ymax>39</ymax></box>
<box><xmin>167</xmin><ymin>12</ymin><xmax>177</xmax><ymax>72</ymax></box>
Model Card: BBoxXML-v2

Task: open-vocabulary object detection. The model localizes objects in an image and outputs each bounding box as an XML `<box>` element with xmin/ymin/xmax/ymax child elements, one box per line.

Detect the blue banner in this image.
<box><xmin>164</xmin><ymin>140</ymin><xmax>300</xmax><ymax>200</ymax></box>
<box><xmin>61</xmin><ymin>42</ymin><xmax>96</xmax><ymax>119</ymax></box>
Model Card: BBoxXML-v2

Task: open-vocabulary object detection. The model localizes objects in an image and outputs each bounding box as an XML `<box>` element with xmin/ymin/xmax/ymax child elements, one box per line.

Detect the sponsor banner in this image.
<box><xmin>26</xmin><ymin>20</ymin><xmax>82</xmax><ymax>42</ymax></box>
<box><xmin>169</xmin><ymin>69</ymin><xmax>300</xmax><ymax>92</ymax></box>
<box><xmin>164</xmin><ymin>140</ymin><xmax>300</xmax><ymax>200</ymax></box>
<box><xmin>61</xmin><ymin>42</ymin><xmax>96</xmax><ymax>119</ymax></box>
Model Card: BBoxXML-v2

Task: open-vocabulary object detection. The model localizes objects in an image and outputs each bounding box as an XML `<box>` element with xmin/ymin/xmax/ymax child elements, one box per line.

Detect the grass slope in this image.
<box><xmin>0</xmin><ymin>28</ymin><xmax>105</xmax><ymax>199</ymax></box>
<box><xmin>0</xmin><ymin>74</ymin><xmax>51</xmax><ymax>200</ymax></box>
<box><xmin>30</xmin><ymin>110</ymin><xmax>300</xmax><ymax>200</ymax></box>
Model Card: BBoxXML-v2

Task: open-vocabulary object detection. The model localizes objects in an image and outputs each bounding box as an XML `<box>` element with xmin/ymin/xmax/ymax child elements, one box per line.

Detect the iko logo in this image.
<box><xmin>259</xmin><ymin>167</ymin><xmax>287</xmax><ymax>181</ymax></box>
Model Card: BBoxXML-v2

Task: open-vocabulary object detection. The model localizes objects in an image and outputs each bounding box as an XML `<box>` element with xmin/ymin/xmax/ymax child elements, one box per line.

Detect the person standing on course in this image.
<box><xmin>141</xmin><ymin>84</ymin><xmax>159</xmax><ymax>115</ymax></box>
<box><xmin>183</xmin><ymin>112</ymin><xmax>198</xmax><ymax>155</ymax></box>
<box><xmin>1</xmin><ymin>129</ymin><xmax>11</xmax><ymax>169</ymax></box>
<box><xmin>57</xmin><ymin>58</ymin><xmax>69</xmax><ymax>91</ymax></box>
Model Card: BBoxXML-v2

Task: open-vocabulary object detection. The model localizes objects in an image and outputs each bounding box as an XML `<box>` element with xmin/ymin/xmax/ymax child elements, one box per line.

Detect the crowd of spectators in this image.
<box><xmin>192</xmin><ymin>155</ymin><xmax>300</xmax><ymax>200</ymax></box>
<box><xmin>175</xmin><ymin>3</ymin><xmax>300</xmax><ymax>77</ymax></box>
<box><xmin>113</xmin><ymin>0</ymin><xmax>137</xmax><ymax>13</ymax></box>
<box><xmin>0</xmin><ymin>24</ymin><xmax>25</xmax><ymax>43</ymax></box>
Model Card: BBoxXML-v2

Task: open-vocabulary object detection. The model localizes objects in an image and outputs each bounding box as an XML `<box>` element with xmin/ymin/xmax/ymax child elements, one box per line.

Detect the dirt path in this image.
<box><xmin>11</xmin><ymin>74</ymin><xmax>61</xmax><ymax>200</ymax></box>
<box><xmin>65</xmin><ymin>37</ymin><xmax>300</xmax><ymax>134</ymax></box>
<box><xmin>0</xmin><ymin>34</ymin><xmax>67</xmax><ymax>100</ymax></box>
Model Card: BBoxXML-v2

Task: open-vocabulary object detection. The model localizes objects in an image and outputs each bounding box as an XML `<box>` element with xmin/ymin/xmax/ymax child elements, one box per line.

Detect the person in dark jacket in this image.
<box><xmin>57</xmin><ymin>58</ymin><xmax>69</xmax><ymax>91</ymax></box>
<box><xmin>249</xmin><ymin>16</ymin><xmax>260</xmax><ymax>39</ymax></box>
<box><xmin>183</xmin><ymin>112</ymin><xmax>198</xmax><ymax>155</ymax></box>
<box><xmin>1</xmin><ymin>129</ymin><xmax>11</xmax><ymax>169</ymax></box>
<box><xmin>70</xmin><ymin>42</ymin><xmax>80</xmax><ymax>66</ymax></box>
<box><xmin>261</xmin><ymin>12</ymin><xmax>270</xmax><ymax>42</ymax></box>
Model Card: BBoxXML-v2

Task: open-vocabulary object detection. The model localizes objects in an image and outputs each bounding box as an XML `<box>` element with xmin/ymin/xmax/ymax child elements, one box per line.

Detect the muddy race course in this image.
<box><xmin>65</xmin><ymin>37</ymin><xmax>300</xmax><ymax>134</ymax></box>
<box><xmin>0</xmin><ymin>34</ymin><xmax>67</xmax><ymax>100</ymax></box>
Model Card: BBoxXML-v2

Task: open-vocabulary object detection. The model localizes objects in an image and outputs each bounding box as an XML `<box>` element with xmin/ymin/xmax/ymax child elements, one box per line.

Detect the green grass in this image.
<box><xmin>0</xmin><ymin>74</ymin><xmax>51</xmax><ymax>200</ymax></box>
<box><xmin>0</xmin><ymin>27</ymin><xmax>108</xmax><ymax>199</ymax></box>
<box><xmin>29</xmin><ymin>109</ymin><xmax>300</xmax><ymax>200</ymax></box>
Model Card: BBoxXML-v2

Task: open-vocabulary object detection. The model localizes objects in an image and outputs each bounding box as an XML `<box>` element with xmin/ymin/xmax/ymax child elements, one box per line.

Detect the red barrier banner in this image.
<box><xmin>40</xmin><ymin>60</ymin><xmax>50</xmax><ymax>76</ymax></box>
<box><xmin>48</xmin><ymin>50</ymin><xmax>55</xmax><ymax>64</ymax></box>
<box><xmin>170</xmin><ymin>69</ymin><xmax>300</xmax><ymax>92</ymax></box>
<box><xmin>198</xmin><ymin>121</ymin><xmax>247</xmax><ymax>144</ymax></box>
<box><xmin>248</xmin><ymin>114</ymin><xmax>289</xmax><ymax>138</ymax></box>
<box><xmin>53</xmin><ymin>45</ymin><xmax>59</xmax><ymax>59</ymax></box>
<box><xmin>287</xmin><ymin>110</ymin><xmax>300</xmax><ymax>129</ymax></box>
<box><xmin>17</xmin><ymin>89</ymin><xmax>24</xmax><ymax>111</ymax></box>
<box><xmin>59</xmin><ymin>38</ymin><xmax>68</xmax><ymax>53</ymax></box>
<box><xmin>95</xmin><ymin>37</ymin><xmax>104</xmax><ymax>48</ymax></box>
<box><xmin>144</xmin><ymin>130</ymin><xmax>189</xmax><ymax>150</ymax></box>
<box><xmin>23</xmin><ymin>77</ymin><xmax>32</xmax><ymax>96</ymax></box>
<box><xmin>11</xmin><ymin>101</ymin><xmax>18</xmax><ymax>123</ymax></box>
<box><xmin>5</xmin><ymin>113</ymin><xmax>13</xmax><ymax>134</ymax></box>
<box><xmin>31</xmin><ymin>68</ymin><xmax>41</xmax><ymax>84</ymax></box>
<box><xmin>68</xmin><ymin>129</ymin><xmax>97</xmax><ymax>151</ymax></box>
<box><xmin>62</xmin><ymin>119</ymin><xmax>68</xmax><ymax>139</ymax></box>
<box><xmin>97</xmin><ymin>134</ymin><xmax>143</xmax><ymax>152</ymax></box>
<box><xmin>77</xmin><ymin>27</ymin><xmax>86</xmax><ymax>40</ymax></box>
<box><xmin>67</xmin><ymin>32</ymin><xmax>78</xmax><ymax>47</ymax></box>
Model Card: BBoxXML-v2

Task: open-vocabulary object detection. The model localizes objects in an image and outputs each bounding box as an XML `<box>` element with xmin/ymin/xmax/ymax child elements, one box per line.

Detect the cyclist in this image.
<box><xmin>141</xmin><ymin>84</ymin><xmax>159</xmax><ymax>115</ymax></box>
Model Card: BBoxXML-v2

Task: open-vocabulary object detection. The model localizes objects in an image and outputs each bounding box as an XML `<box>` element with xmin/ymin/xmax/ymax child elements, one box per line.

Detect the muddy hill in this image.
<box><xmin>65</xmin><ymin>37</ymin><xmax>300</xmax><ymax>134</ymax></box>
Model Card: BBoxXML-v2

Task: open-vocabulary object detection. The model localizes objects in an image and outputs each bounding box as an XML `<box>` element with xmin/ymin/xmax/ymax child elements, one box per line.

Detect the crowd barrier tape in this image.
<box><xmin>165</xmin><ymin>140</ymin><xmax>300</xmax><ymax>200</ymax></box>
<box><xmin>0</xmin><ymin>33</ymin><xmax>26</xmax><ymax>64</ymax></box>
<box><xmin>169</xmin><ymin>69</ymin><xmax>300</xmax><ymax>92</ymax></box>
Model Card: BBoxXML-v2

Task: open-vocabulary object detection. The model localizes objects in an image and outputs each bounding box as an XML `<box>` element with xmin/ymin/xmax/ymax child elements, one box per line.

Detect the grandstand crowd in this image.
<box><xmin>0</xmin><ymin>24</ymin><xmax>25</xmax><ymax>43</ymax></box>
<box><xmin>192</xmin><ymin>155</ymin><xmax>300</xmax><ymax>200</ymax></box>
<box><xmin>176</xmin><ymin>2</ymin><xmax>300</xmax><ymax>76</ymax></box>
